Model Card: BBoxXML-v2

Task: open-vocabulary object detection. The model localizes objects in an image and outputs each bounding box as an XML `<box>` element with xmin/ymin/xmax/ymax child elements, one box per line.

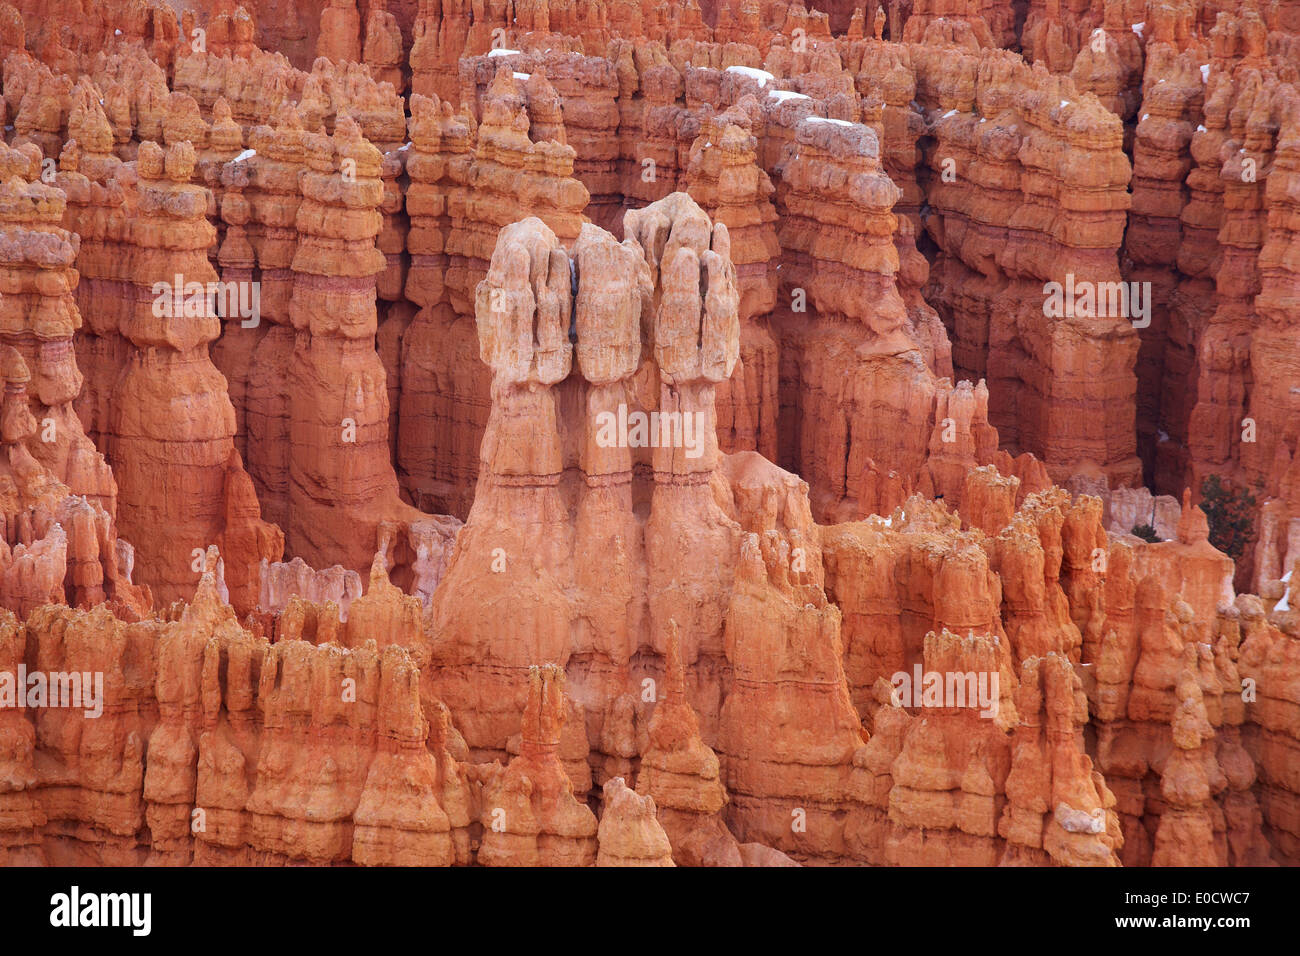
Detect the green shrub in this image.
<box><xmin>1198</xmin><ymin>475</ymin><xmax>1256</xmax><ymax>560</ymax></box>
<box><xmin>1130</xmin><ymin>523</ymin><xmax>1160</xmax><ymax>543</ymax></box>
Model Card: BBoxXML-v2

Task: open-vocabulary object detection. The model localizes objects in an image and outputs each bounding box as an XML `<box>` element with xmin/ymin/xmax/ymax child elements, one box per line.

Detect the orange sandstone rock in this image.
<box><xmin>108</xmin><ymin>140</ymin><xmax>281</xmax><ymax>612</ymax></box>
<box><xmin>476</xmin><ymin>664</ymin><xmax>599</xmax><ymax>866</ymax></box>
<box><xmin>596</xmin><ymin>776</ymin><xmax>675</xmax><ymax>865</ymax></box>
<box><xmin>636</xmin><ymin>620</ymin><xmax>742</xmax><ymax>865</ymax></box>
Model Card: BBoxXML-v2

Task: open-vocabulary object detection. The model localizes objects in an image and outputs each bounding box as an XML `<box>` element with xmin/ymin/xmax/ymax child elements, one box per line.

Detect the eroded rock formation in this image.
<box><xmin>0</xmin><ymin>0</ymin><xmax>1296</xmax><ymax>872</ymax></box>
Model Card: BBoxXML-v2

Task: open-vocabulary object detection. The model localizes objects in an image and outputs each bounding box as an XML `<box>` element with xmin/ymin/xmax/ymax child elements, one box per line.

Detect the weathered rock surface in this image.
<box><xmin>0</xmin><ymin>0</ymin><xmax>1296</xmax><ymax>871</ymax></box>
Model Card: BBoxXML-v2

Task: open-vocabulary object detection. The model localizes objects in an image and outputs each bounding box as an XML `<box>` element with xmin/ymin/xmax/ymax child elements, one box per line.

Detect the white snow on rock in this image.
<box><xmin>513</xmin><ymin>71</ymin><xmax>531</xmax><ymax>80</ymax></box>
<box><xmin>807</xmin><ymin>116</ymin><xmax>854</xmax><ymax>127</ymax></box>
<box><xmin>1275</xmin><ymin>570</ymin><xmax>1293</xmax><ymax>612</ymax></box>
<box><xmin>768</xmin><ymin>89</ymin><xmax>810</xmax><ymax>103</ymax></box>
<box><xmin>1201</xmin><ymin>64</ymin><xmax>1210</xmax><ymax>83</ymax></box>
<box><xmin>726</xmin><ymin>65</ymin><xmax>775</xmax><ymax>86</ymax></box>
<box><xmin>488</xmin><ymin>48</ymin><xmax>522</xmax><ymax>57</ymax></box>
<box><xmin>232</xmin><ymin>149</ymin><xmax>256</xmax><ymax>163</ymax></box>
<box><xmin>1132</xmin><ymin>22</ymin><xmax>1144</xmax><ymax>37</ymax></box>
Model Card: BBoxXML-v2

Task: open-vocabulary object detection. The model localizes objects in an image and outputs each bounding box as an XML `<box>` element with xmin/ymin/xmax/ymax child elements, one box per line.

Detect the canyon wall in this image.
<box><xmin>0</xmin><ymin>0</ymin><xmax>1294</xmax><ymax>868</ymax></box>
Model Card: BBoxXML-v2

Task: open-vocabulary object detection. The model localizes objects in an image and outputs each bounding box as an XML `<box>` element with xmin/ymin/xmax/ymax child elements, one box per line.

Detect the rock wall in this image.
<box><xmin>0</xmin><ymin>0</ymin><xmax>1295</xmax><ymax>869</ymax></box>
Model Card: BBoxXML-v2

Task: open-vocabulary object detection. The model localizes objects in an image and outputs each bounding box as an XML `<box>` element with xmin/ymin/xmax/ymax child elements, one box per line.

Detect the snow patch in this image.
<box><xmin>1276</xmin><ymin>567</ymin><xmax>1292</xmax><ymax>611</ymax></box>
<box><xmin>942</xmin><ymin>109</ymin><xmax>957</xmax><ymax>118</ymax></box>
<box><xmin>488</xmin><ymin>48</ymin><xmax>522</xmax><ymax>57</ymax></box>
<box><xmin>1201</xmin><ymin>64</ymin><xmax>1210</xmax><ymax>83</ymax></box>
<box><xmin>1197</xmin><ymin>124</ymin><xmax>1207</xmax><ymax>132</ymax></box>
<box><xmin>232</xmin><ymin>149</ymin><xmax>256</xmax><ymax>163</ymax></box>
<box><xmin>513</xmin><ymin>71</ymin><xmax>531</xmax><ymax>80</ymax></box>
<box><xmin>1132</xmin><ymin>22</ymin><xmax>1145</xmax><ymax>37</ymax></box>
<box><xmin>807</xmin><ymin>116</ymin><xmax>854</xmax><ymax>127</ymax></box>
<box><xmin>726</xmin><ymin>65</ymin><xmax>775</xmax><ymax>86</ymax></box>
<box><xmin>768</xmin><ymin>89</ymin><xmax>810</xmax><ymax>103</ymax></box>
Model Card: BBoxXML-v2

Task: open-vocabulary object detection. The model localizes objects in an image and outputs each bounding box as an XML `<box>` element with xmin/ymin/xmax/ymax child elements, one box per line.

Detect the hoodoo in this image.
<box><xmin>0</xmin><ymin>0</ymin><xmax>1293</xmax><ymax>875</ymax></box>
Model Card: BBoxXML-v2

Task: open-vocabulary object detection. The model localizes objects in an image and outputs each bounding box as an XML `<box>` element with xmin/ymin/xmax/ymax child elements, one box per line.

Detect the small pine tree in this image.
<box><xmin>1131</xmin><ymin>523</ymin><xmax>1160</xmax><ymax>543</ymax></box>
<box><xmin>1198</xmin><ymin>475</ymin><xmax>1256</xmax><ymax>560</ymax></box>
